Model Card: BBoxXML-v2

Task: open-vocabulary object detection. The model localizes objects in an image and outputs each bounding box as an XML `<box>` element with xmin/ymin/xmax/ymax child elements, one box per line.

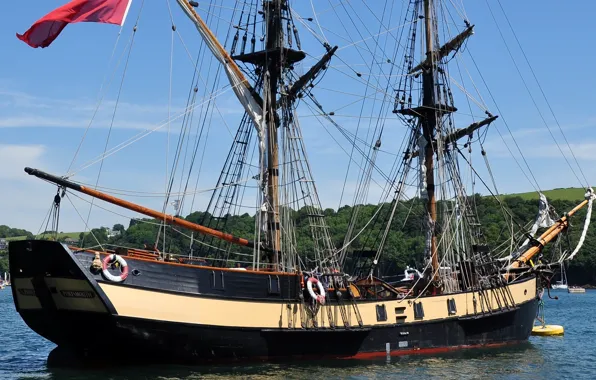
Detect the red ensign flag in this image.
<box><xmin>17</xmin><ymin>0</ymin><xmax>133</xmax><ymax>48</ymax></box>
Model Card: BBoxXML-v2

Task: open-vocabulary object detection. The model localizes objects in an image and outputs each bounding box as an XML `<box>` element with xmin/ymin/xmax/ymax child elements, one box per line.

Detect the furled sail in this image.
<box><xmin>522</xmin><ymin>193</ymin><xmax>555</xmax><ymax>246</ymax></box>
<box><xmin>564</xmin><ymin>188</ymin><xmax>596</xmax><ymax>261</ymax></box>
<box><xmin>175</xmin><ymin>0</ymin><xmax>265</xmax><ymax>161</ymax></box>
<box><xmin>511</xmin><ymin>193</ymin><xmax>554</xmax><ymax>259</ymax></box>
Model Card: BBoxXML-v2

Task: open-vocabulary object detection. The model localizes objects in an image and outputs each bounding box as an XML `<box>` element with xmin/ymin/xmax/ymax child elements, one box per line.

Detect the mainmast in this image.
<box><xmin>422</xmin><ymin>0</ymin><xmax>440</xmax><ymax>285</ymax></box>
<box><xmin>264</xmin><ymin>0</ymin><xmax>283</xmax><ymax>269</ymax></box>
<box><xmin>179</xmin><ymin>0</ymin><xmax>335</xmax><ymax>271</ymax></box>
<box><xmin>230</xmin><ymin>0</ymin><xmax>307</xmax><ymax>269</ymax></box>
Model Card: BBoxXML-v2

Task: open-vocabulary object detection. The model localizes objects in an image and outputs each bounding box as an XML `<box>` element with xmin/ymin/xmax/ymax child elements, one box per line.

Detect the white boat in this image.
<box><xmin>552</xmin><ymin>263</ymin><xmax>568</xmax><ymax>290</ymax></box>
<box><xmin>551</xmin><ymin>283</ymin><xmax>567</xmax><ymax>290</ymax></box>
<box><xmin>568</xmin><ymin>286</ymin><xmax>586</xmax><ymax>294</ymax></box>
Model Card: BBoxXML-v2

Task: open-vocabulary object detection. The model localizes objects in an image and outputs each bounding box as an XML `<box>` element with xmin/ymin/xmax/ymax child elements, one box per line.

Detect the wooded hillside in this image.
<box><xmin>2</xmin><ymin>194</ymin><xmax>595</xmax><ymax>285</ymax></box>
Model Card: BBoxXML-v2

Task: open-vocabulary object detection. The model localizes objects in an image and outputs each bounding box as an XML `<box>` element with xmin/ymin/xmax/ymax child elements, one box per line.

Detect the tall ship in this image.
<box><xmin>9</xmin><ymin>0</ymin><xmax>594</xmax><ymax>366</ymax></box>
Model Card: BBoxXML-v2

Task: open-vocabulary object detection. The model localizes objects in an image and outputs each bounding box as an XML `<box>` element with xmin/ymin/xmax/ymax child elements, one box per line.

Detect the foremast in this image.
<box><xmin>397</xmin><ymin>0</ymin><xmax>479</xmax><ymax>290</ymax></box>
<box><xmin>421</xmin><ymin>0</ymin><xmax>440</xmax><ymax>285</ymax></box>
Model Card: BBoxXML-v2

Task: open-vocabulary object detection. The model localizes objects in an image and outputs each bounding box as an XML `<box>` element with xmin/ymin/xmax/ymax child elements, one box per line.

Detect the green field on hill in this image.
<box><xmin>33</xmin><ymin>232</ymin><xmax>83</xmax><ymax>240</ymax></box>
<box><xmin>4</xmin><ymin>236</ymin><xmax>28</xmax><ymax>242</ymax></box>
<box><xmin>502</xmin><ymin>187</ymin><xmax>586</xmax><ymax>201</ymax></box>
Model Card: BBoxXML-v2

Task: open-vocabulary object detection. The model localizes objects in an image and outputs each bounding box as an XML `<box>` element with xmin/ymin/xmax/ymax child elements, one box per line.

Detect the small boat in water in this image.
<box><xmin>568</xmin><ymin>286</ymin><xmax>586</xmax><ymax>294</ymax></box>
<box><xmin>551</xmin><ymin>264</ymin><xmax>568</xmax><ymax>290</ymax></box>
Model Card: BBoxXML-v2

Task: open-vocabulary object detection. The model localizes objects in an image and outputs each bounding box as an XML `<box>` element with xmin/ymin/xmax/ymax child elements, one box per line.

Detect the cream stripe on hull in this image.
<box><xmin>13</xmin><ymin>275</ymin><xmax>537</xmax><ymax>328</ymax></box>
<box><xmin>98</xmin><ymin>277</ymin><xmax>536</xmax><ymax>329</ymax></box>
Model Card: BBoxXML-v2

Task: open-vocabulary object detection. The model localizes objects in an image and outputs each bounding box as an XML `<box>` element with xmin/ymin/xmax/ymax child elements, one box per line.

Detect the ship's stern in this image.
<box><xmin>9</xmin><ymin>240</ymin><xmax>117</xmax><ymax>354</ymax></box>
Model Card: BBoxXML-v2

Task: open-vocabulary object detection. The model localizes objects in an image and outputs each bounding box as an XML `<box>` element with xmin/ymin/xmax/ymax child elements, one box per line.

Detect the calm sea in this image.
<box><xmin>1</xmin><ymin>288</ymin><xmax>594</xmax><ymax>380</ymax></box>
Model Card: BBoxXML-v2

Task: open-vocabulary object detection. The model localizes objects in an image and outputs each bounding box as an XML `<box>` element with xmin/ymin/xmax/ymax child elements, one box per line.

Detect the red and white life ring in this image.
<box><xmin>102</xmin><ymin>254</ymin><xmax>129</xmax><ymax>283</ymax></box>
<box><xmin>306</xmin><ymin>277</ymin><xmax>326</xmax><ymax>305</ymax></box>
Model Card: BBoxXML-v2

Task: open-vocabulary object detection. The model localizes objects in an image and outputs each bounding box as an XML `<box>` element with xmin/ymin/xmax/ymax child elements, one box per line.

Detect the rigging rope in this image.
<box><xmin>156</xmin><ymin>0</ymin><xmax>178</xmax><ymax>253</ymax></box>
<box><xmin>484</xmin><ymin>0</ymin><xmax>586</xmax><ymax>188</ymax></box>
<box><xmin>494</xmin><ymin>0</ymin><xmax>589</xmax><ymax>187</ymax></box>
<box><xmin>67</xmin><ymin>84</ymin><xmax>238</xmax><ymax>177</ymax></box>
<box><xmin>65</xmin><ymin>194</ymin><xmax>105</xmax><ymax>251</ymax></box>
<box><xmin>66</xmin><ymin>25</ymin><xmax>126</xmax><ymax>174</ymax></box>
<box><xmin>83</xmin><ymin>0</ymin><xmax>146</xmax><ymax>241</ymax></box>
<box><xmin>468</xmin><ymin>52</ymin><xmax>542</xmax><ymax>193</ymax></box>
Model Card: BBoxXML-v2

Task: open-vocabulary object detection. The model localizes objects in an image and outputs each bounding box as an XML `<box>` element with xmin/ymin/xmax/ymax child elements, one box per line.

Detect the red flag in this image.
<box><xmin>17</xmin><ymin>0</ymin><xmax>133</xmax><ymax>48</ymax></box>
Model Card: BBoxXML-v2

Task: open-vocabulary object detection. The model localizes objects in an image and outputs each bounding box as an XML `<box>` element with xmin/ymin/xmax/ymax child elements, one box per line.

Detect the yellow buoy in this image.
<box><xmin>531</xmin><ymin>324</ymin><xmax>564</xmax><ymax>336</ymax></box>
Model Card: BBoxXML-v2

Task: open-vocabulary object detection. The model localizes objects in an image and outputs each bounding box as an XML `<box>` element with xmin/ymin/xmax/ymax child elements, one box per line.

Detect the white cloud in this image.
<box><xmin>0</xmin><ymin>144</ymin><xmax>56</xmax><ymax>231</ymax></box>
<box><xmin>0</xmin><ymin>84</ymin><xmax>247</xmax><ymax>233</ymax></box>
<box><xmin>0</xmin><ymin>144</ymin><xmax>121</xmax><ymax>232</ymax></box>
<box><xmin>0</xmin><ymin>88</ymin><xmax>242</xmax><ymax>131</ymax></box>
<box><xmin>0</xmin><ymin>142</ymin><xmax>223</xmax><ymax>233</ymax></box>
<box><xmin>0</xmin><ymin>144</ymin><xmax>46</xmax><ymax>179</ymax></box>
<box><xmin>0</xmin><ymin>115</ymin><xmax>158</xmax><ymax>130</ymax></box>
<box><xmin>525</xmin><ymin>142</ymin><xmax>596</xmax><ymax>161</ymax></box>
<box><xmin>0</xmin><ymin>89</ymin><xmax>175</xmax><ymax>131</ymax></box>
<box><xmin>486</xmin><ymin>139</ymin><xmax>596</xmax><ymax>163</ymax></box>
<box><xmin>0</xmin><ymin>89</ymin><xmax>176</xmax><ymax>114</ymax></box>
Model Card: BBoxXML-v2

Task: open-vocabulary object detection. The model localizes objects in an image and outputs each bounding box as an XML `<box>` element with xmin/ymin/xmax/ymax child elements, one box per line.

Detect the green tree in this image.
<box><xmin>0</xmin><ymin>255</ymin><xmax>8</xmax><ymax>273</ymax></box>
<box><xmin>0</xmin><ymin>225</ymin><xmax>34</xmax><ymax>239</ymax></box>
<box><xmin>113</xmin><ymin>224</ymin><xmax>125</xmax><ymax>235</ymax></box>
<box><xmin>81</xmin><ymin>228</ymin><xmax>109</xmax><ymax>247</ymax></box>
<box><xmin>2</xmin><ymin>193</ymin><xmax>595</xmax><ymax>285</ymax></box>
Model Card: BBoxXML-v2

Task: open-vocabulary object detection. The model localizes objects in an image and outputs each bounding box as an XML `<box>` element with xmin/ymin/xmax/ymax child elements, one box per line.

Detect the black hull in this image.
<box><xmin>9</xmin><ymin>240</ymin><xmax>539</xmax><ymax>367</ymax></box>
<box><xmin>24</xmin><ymin>298</ymin><xmax>537</xmax><ymax>367</ymax></box>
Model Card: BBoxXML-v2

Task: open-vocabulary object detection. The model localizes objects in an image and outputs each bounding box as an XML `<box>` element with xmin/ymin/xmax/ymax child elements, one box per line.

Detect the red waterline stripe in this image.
<box><xmin>346</xmin><ymin>340</ymin><xmax>523</xmax><ymax>360</ymax></box>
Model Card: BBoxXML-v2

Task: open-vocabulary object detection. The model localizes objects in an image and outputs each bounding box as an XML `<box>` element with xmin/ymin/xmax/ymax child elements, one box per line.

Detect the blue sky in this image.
<box><xmin>1</xmin><ymin>0</ymin><xmax>596</xmax><ymax>233</ymax></box>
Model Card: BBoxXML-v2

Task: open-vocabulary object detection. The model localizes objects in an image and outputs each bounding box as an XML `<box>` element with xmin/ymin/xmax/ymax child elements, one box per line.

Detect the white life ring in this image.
<box><xmin>306</xmin><ymin>277</ymin><xmax>326</xmax><ymax>305</ymax></box>
<box><xmin>102</xmin><ymin>254</ymin><xmax>129</xmax><ymax>283</ymax></box>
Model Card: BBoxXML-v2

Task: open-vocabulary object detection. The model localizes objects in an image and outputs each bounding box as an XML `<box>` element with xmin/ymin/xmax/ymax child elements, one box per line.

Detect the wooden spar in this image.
<box><xmin>408</xmin><ymin>25</ymin><xmax>474</xmax><ymax>74</ymax></box>
<box><xmin>284</xmin><ymin>46</ymin><xmax>338</xmax><ymax>103</ymax></box>
<box><xmin>509</xmin><ymin>198</ymin><xmax>588</xmax><ymax>269</ymax></box>
<box><xmin>24</xmin><ymin>167</ymin><xmax>262</xmax><ymax>251</ymax></box>
<box><xmin>407</xmin><ymin>116</ymin><xmax>498</xmax><ymax>159</ymax></box>
<box><xmin>422</xmin><ymin>0</ymin><xmax>440</xmax><ymax>284</ymax></box>
<box><xmin>176</xmin><ymin>0</ymin><xmax>258</xmax><ymax>101</ymax></box>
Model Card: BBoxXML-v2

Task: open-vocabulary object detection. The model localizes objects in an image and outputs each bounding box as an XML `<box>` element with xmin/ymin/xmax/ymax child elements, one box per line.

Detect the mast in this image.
<box><xmin>264</xmin><ymin>0</ymin><xmax>283</xmax><ymax>269</ymax></box>
<box><xmin>230</xmin><ymin>1</ymin><xmax>337</xmax><ymax>272</ymax></box>
<box><xmin>179</xmin><ymin>0</ymin><xmax>329</xmax><ymax>271</ymax></box>
<box><xmin>422</xmin><ymin>0</ymin><xmax>440</xmax><ymax>284</ymax></box>
<box><xmin>397</xmin><ymin>1</ymin><xmax>477</xmax><ymax>285</ymax></box>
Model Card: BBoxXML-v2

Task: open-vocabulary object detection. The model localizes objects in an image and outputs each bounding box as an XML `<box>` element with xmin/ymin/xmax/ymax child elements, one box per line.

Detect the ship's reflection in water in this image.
<box><xmin>31</xmin><ymin>343</ymin><xmax>549</xmax><ymax>380</ymax></box>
